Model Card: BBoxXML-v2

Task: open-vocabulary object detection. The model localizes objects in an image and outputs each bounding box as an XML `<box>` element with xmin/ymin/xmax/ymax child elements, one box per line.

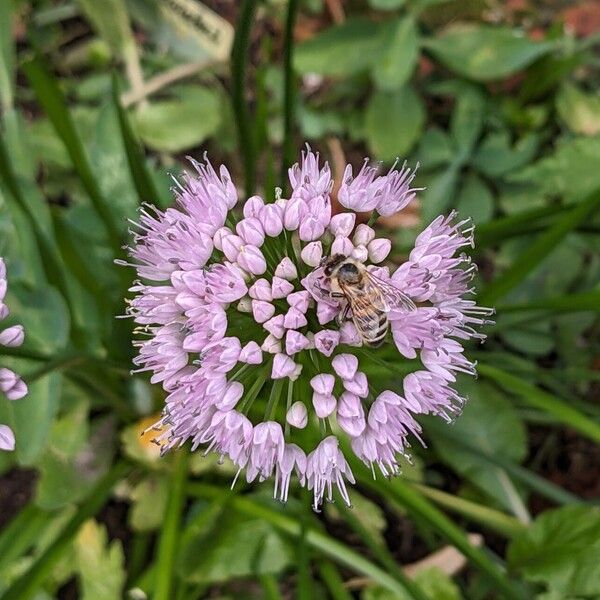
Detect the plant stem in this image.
<box><xmin>153</xmin><ymin>451</ymin><xmax>189</xmax><ymax>600</ymax></box>
<box><xmin>281</xmin><ymin>0</ymin><xmax>299</xmax><ymax>190</ymax></box>
<box><xmin>231</xmin><ymin>0</ymin><xmax>258</xmax><ymax>196</ymax></box>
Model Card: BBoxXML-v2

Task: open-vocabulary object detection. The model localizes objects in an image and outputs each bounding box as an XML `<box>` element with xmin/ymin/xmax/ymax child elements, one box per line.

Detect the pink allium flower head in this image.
<box><xmin>123</xmin><ymin>150</ymin><xmax>492</xmax><ymax>509</ymax></box>
<box><xmin>0</xmin><ymin>258</ymin><xmax>28</xmax><ymax>451</ymax></box>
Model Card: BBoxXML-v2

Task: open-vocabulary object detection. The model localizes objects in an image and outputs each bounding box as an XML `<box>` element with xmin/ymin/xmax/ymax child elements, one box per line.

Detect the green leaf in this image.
<box><xmin>508</xmin><ymin>505</ymin><xmax>600</xmax><ymax>597</ymax></box>
<box><xmin>188</xmin><ymin>484</ymin><xmax>414</xmax><ymax>597</ymax></box>
<box><xmin>0</xmin><ymin>372</ymin><xmax>62</xmax><ymax>465</ymax></box>
<box><xmin>295</xmin><ymin>19</ymin><xmax>384</xmax><ymax>76</ymax></box>
<box><xmin>479</xmin><ymin>364</ymin><xmax>600</xmax><ymax>445</ymax></box>
<box><xmin>429</xmin><ymin>380</ymin><xmax>528</xmax><ymax>516</ymax></box>
<box><xmin>7</xmin><ymin>281</ymin><xmax>70</xmax><ymax>354</ymax></box>
<box><xmin>35</xmin><ymin>399</ymin><xmax>115</xmax><ymax>510</ymax></box>
<box><xmin>22</xmin><ymin>56</ymin><xmax>123</xmax><ymax>250</ymax></box>
<box><xmin>0</xmin><ymin>0</ymin><xmax>15</xmax><ymax>111</ymax></box>
<box><xmin>450</xmin><ymin>84</ymin><xmax>485</xmax><ymax>159</ymax></box>
<box><xmin>128</xmin><ymin>475</ymin><xmax>169</xmax><ymax>531</ymax></box>
<box><xmin>365</xmin><ymin>86</ymin><xmax>425</xmax><ymax>161</ymax></box>
<box><xmin>472</xmin><ymin>131</ymin><xmax>539</xmax><ymax>178</ymax></box>
<box><xmin>372</xmin><ymin>17</ymin><xmax>419</xmax><ymax>91</ymax></box>
<box><xmin>1</xmin><ymin>463</ymin><xmax>130</xmax><ymax>600</ymax></box>
<box><xmin>76</xmin><ymin>0</ymin><xmax>135</xmax><ymax>58</ymax></box>
<box><xmin>327</xmin><ymin>491</ymin><xmax>386</xmax><ymax>546</ymax></box>
<box><xmin>179</xmin><ymin>502</ymin><xmax>292</xmax><ymax>584</ymax></box>
<box><xmin>368</xmin><ymin>0</ymin><xmax>406</xmax><ymax>9</ymax></box>
<box><xmin>363</xmin><ymin>567</ymin><xmax>464</xmax><ymax>600</ymax></box>
<box><xmin>134</xmin><ymin>86</ymin><xmax>222</xmax><ymax>153</ymax></box>
<box><xmin>556</xmin><ymin>82</ymin><xmax>600</xmax><ymax>136</ymax></box>
<box><xmin>112</xmin><ymin>77</ymin><xmax>165</xmax><ymax>206</ymax></box>
<box><xmin>423</xmin><ymin>25</ymin><xmax>554</xmax><ymax>81</ymax></box>
<box><xmin>456</xmin><ymin>173</ymin><xmax>494</xmax><ymax>224</ymax></box>
<box><xmin>479</xmin><ymin>185</ymin><xmax>600</xmax><ymax>304</ymax></box>
<box><xmin>75</xmin><ymin>519</ymin><xmax>125</xmax><ymax>600</ymax></box>
<box><xmin>416</xmin><ymin>127</ymin><xmax>454</xmax><ymax>170</ymax></box>
<box><xmin>421</xmin><ymin>163</ymin><xmax>460</xmax><ymax>222</ymax></box>
<box><xmin>90</xmin><ymin>102</ymin><xmax>139</xmax><ymax>223</ymax></box>
<box><xmin>508</xmin><ymin>136</ymin><xmax>600</xmax><ymax>203</ymax></box>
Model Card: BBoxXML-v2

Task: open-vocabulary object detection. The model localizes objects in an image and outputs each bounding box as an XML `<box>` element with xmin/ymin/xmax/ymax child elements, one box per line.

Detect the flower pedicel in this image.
<box><xmin>122</xmin><ymin>148</ymin><xmax>493</xmax><ymax>510</ymax></box>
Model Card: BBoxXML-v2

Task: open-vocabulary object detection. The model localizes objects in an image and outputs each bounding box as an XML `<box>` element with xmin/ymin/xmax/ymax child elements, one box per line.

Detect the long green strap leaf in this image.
<box><xmin>187</xmin><ymin>483</ymin><xmax>412</xmax><ymax>597</ymax></box>
<box><xmin>497</xmin><ymin>289</ymin><xmax>600</xmax><ymax>313</ymax></box>
<box><xmin>480</xmin><ymin>186</ymin><xmax>600</xmax><ymax>304</ymax></box>
<box><xmin>153</xmin><ymin>451</ymin><xmax>189</xmax><ymax>600</ymax></box>
<box><xmin>410</xmin><ymin>483</ymin><xmax>526</xmax><ymax>538</ymax></box>
<box><xmin>2</xmin><ymin>462</ymin><xmax>130</xmax><ymax>600</ymax></box>
<box><xmin>231</xmin><ymin>0</ymin><xmax>258</xmax><ymax>197</ymax></box>
<box><xmin>111</xmin><ymin>75</ymin><xmax>162</xmax><ymax>205</ymax></box>
<box><xmin>22</xmin><ymin>56</ymin><xmax>123</xmax><ymax>252</ymax></box>
<box><xmin>336</xmin><ymin>501</ymin><xmax>429</xmax><ymax>600</ymax></box>
<box><xmin>353</xmin><ymin>467</ymin><xmax>527</xmax><ymax>599</ymax></box>
<box><xmin>479</xmin><ymin>364</ymin><xmax>600</xmax><ymax>444</ymax></box>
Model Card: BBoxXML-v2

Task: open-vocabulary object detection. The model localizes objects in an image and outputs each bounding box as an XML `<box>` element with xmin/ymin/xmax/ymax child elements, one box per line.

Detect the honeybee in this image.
<box><xmin>319</xmin><ymin>254</ymin><xmax>416</xmax><ymax>347</ymax></box>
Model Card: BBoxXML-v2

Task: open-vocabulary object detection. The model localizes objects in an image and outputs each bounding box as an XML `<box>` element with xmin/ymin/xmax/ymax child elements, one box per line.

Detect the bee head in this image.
<box><xmin>322</xmin><ymin>253</ymin><xmax>345</xmax><ymax>276</ymax></box>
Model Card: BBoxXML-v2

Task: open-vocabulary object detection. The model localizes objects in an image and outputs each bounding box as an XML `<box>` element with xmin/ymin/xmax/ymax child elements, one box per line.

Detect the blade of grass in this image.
<box><xmin>479</xmin><ymin>186</ymin><xmax>600</xmax><ymax>304</ymax></box>
<box><xmin>0</xmin><ymin>135</ymin><xmax>88</xmax><ymax>346</ymax></box>
<box><xmin>111</xmin><ymin>75</ymin><xmax>161</xmax><ymax>205</ymax></box>
<box><xmin>187</xmin><ymin>483</ymin><xmax>413</xmax><ymax>597</ymax></box>
<box><xmin>231</xmin><ymin>0</ymin><xmax>258</xmax><ymax>196</ymax></box>
<box><xmin>260</xmin><ymin>574</ymin><xmax>284</xmax><ymax>600</ymax></box>
<box><xmin>0</xmin><ymin>0</ymin><xmax>15</xmax><ymax>111</ymax></box>
<box><xmin>479</xmin><ymin>363</ymin><xmax>600</xmax><ymax>445</ymax></box>
<box><xmin>297</xmin><ymin>490</ymin><xmax>314</xmax><ymax>600</ymax></box>
<box><xmin>0</xmin><ymin>504</ymin><xmax>53</xmax><ymax>571</ymax></box>
<box><xmin>2</xmin><ymin>462</ymin><xmax>130</xmax><ymax>600</ymax></box>
<box><xmin>22</xmin><ymin>55</ymin><xmax>123</xmax><ymax>251</ymax></box>
<box><xmin>280</xmin><ymin>0</ymin><xmax>299</xmax><ymax>190</ymax></box>
<box><xmin>497</xmin><ymin>289</ymin><xmax>600</xmax><ymax>313</ymax></box>
<box><xmin>475</xmin><ymin>204</ymin><xmax>566</xmax><ymax>249</ymax></box>
<box><xmin>319</xmin><ymin>561</ymin><xmax>353</xmax><ymax>600</ymax></box>
<box><xmin>351</xmin><ymin>465</ymin><xmax>527</xmax><ymax>599</ymax></box>
<box><xmin>335</xmin><ymin>501</ymin><xmax>429</xmax><ymax>600</ymax></box>
<box><xmin>409</xmin><ymin>483</ymin><xmax>526</xmax><ymax>538</ymax></box>
<box><xmin>153</xmin><ymin>451</ymin><xmax>189</xmax><ymax>600</ymax></box>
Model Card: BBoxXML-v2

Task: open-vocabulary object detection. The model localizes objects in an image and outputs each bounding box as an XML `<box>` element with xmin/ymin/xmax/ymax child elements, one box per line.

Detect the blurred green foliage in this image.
<box><xmin>0</xmin><ymin>0</ymin><xmax>599</xmax><ymax>599</ymax></box>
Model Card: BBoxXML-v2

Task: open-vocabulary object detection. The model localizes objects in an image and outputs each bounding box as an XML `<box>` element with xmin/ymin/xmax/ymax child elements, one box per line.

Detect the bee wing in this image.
<box><xmin>338</xmin><ymin>280</ymin><xmax>387</xmax><ymax>340</ymax></box>
<box><xmin>365</xmin><ymin>271</ymin><xmax>417</xmax><ymax>312</ymax></box>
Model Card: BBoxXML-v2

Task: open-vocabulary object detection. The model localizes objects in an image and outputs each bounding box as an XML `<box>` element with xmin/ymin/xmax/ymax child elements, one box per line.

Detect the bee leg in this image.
<box><xmin>336</xmin><ymin>303</ymin><xmax>352</xmax><ymax>326</ymax></box>
<box><xmin>329</xmin><ymin>292</ymin><xmax>345</xmax><ymax>299</ymax></box>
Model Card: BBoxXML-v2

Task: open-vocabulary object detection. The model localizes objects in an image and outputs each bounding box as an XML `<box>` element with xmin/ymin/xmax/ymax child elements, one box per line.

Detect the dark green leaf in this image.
<box><xmin>429</xmin><ymin>380</ymin><xmax>528</xmax><ymax>516</ymax></box>
<box><xmin>416</xmin><ymin>127</ymin><xmax>454</xmax><ymax>170</ymax></box>
<box><xmin>450</xmin><ymin>84</ymin><xmax>485</xmax><ymax>159</ymax></box>
<box><xmin>421</xmin><ymin>163</ymin><xmax>460</xmax><ymax>222</ymax></box>
<box><xmin>556</xmin><ymin>82</ymin><xmax>600</xmax><ymax>136</ymax></box>
<box><xmin>295</xmin><ymin>19</ymin><xmax>384</xmax><ymax>76</ymax></box>
<box><xmin>179</xmin><ymin>502</ymin><xmax>291</xmax><ymax>584</ymax></box>
<box><xmin>365</xmin><ymin>85</ymin><xmax>425</xmax><ymax>161</ymax></box>
<box><xmin>134</xmin><ymin>86</ymin><xmax>222</xmax><ymax>153</ymax></box>
<box><xmin>456</xmin><ymin>173</ymin><xmax>494</xmax><ymax>224</ymax></box>
<box><xmin>112</xmin><ymin>77</ymin><xmax>164</xmax><ymax>206</ymax></box>
<box><xmin>22</xmin><ymin>56</ymin><xmax>123</xmax><ymax>249</ymax></box>
<box><xmin>372</xmin><ymin>17</ymin><xmax>419</xmax><ymax>91</ymax></box>
<box><xmin>423</xmin><ymin>25</ymin><xmax>554</xmax><ymax>81</ymax></box>
<box><xmin>0</xmin><ymin>372</ymin><xmax>62</xmax><ymax>466</ymax></box>
<box><xmin>508</xmin><ymin>505</ymin><xmax>600</xmax><ymax>597</ymax></box>
<box><xmin>508</xmin><ymin>136</ymin><xmax>600</xmax><ymax>203</ymax></box>
<box><xmin>472</xmin><ymin>131</ymin><xmax>539</xmax><ymax>178</ymax></box>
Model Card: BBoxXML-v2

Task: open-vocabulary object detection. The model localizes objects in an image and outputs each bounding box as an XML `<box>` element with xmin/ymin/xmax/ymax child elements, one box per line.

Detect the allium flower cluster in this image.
<box><xmin>0</xmin><ymin>258</ymin><xmax>28</xmax><ymax>452</ymax></box>
<box><xmin>123</xmin><ymin>148</ymin><xmax>493</xmax><ymax>510</ymax></box>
